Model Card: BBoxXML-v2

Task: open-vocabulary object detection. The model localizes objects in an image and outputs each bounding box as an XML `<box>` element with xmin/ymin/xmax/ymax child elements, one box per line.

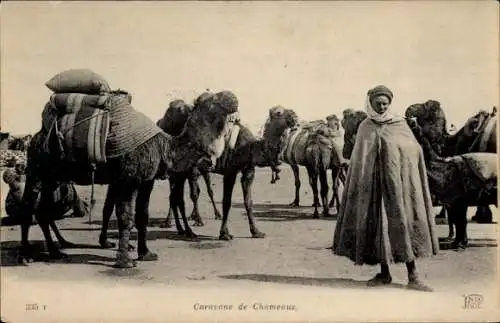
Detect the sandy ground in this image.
<box><xmin>1</xmin><ymin>167</ymin><xmax>499</xmax><ymax>323</ymax></box>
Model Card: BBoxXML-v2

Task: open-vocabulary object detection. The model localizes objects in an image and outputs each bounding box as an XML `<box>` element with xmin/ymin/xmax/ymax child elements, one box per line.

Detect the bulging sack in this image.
<box><xmin>45</xmin><ymin>69</ymin><xmax>112</xmax><ymax>94</ymax></box>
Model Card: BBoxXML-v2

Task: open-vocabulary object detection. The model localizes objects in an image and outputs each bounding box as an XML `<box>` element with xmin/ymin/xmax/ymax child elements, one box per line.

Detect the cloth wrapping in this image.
<box><xmin>49</xmin><ymin>93</ymin><xmax>110</xmax><ymax>164</ymax></box>
<box><xmin>41</xmin><ymin>93</ymin><xmax>162</xmax><ymax>162</ymax></box>
<box><xmin>104</xmin><ymin>95</ymin><xmax>163</xmax><ymax>158</ymax></box>
<box><xmin>332</xmin><ymin>118</ymin><xmax>439</xmax><ymax>265</ymax></box>
<box><xmin>280</xmin><ymin>121</ymin><xmax>345</xmax><ymax>167</ymax></box>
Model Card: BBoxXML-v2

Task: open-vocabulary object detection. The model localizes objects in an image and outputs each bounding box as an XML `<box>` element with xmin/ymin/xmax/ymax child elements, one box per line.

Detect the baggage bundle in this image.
<box><xmin>42</xmin><ymin>69</ymin><xmax>161</xmax><ymax>165</ymax></box>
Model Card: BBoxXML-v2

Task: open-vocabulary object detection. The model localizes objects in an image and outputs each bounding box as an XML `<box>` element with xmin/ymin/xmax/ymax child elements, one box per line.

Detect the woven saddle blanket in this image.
<box><xmin>42</xmin><ymin>93</ymin><xmax>162</xmax><ymax>164</ymax></box>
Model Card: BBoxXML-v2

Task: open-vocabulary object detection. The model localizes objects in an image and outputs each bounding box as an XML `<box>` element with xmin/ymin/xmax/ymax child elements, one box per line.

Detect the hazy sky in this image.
<box><xmin>1</xmin><ymin>1</ymin><xmax>498</xmax><ymax>135</ymax></box>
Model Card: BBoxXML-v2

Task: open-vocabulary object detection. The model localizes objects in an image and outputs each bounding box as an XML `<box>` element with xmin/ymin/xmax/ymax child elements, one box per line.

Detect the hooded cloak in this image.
<box><xmin>332</xmin><ymin>86</ymin><xmax>439</xmax><ymax>265</ymax></box>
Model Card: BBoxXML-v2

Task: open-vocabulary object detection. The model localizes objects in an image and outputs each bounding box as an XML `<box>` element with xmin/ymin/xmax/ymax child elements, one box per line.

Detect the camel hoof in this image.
<box><xmin>59</xmin><ymin>241</ymin><xmax>77</xmax><ymax>249</ymax></box>
<box><xmin>49</xmin><ymin>250</ymin><xmax>68</xmax><ymax>260</ymax></box>
<box><xmin>219</xmin><ymin>233</ymin><xmax>234</xmax><ymax>241</ymax></box>
<box><xmin>18</xmin><ymin>255</ymin><xmax>34</xmax><ymax>265</ymax></box>
<box><xmin>138</xmin><ymin>252</ymin><xmax>158</xmax><ymax>261</ymax></box>
<box><xmin>313</xmin><ymin>214</ymin><xmax>320</xmax><ymax>219</ymax></box>
<box><xmin>251</xmin><ymin>231</ymin><xmax>266</xmax><ymax>239</ymax></box>
<box><xmin>444</xmin><ymin>236</ymin><xmax>454</xmax><ymax>243</ymax></box>
<box><xmin>113</xmin><ymin>260</ymin><xmax>137</xmax><ymax>269</ymax></box>
<box><xmin>160</xmin><ymin>221</ymin><xmax>173</xmax><ymax>229</ymax></box>
<box><xmin>184</xmin><ymin>230</ymin><xmax>198</xmax><ymax>239</ymax></box>
<box><xmin>451</xmin><ymin>241</ymin><xmax>467</xmax><ymax>250</ymax></box>
<box><xmin>289</xmin><ymin>201</ymin><xmax>300</xmax><ymax>207</ymax></box>
<box><xmin>18</xmin><ymin>246</ymin><xmax>35</xmax><ymax>265</ymax></box>
<box><xmin>99</xmin><ymin>239</ymin><xmax>116</xmax><ymax>249</ymax></box>
<box><xmin>192</xmin><ymin>221</ymin><xmax>205</xmax><ymax>227</ymax></box>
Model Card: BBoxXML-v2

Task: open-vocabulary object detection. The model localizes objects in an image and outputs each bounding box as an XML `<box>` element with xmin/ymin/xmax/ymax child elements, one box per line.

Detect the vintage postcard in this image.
<box><xmin>1</xmin><ymin>1</ymin><xmax>499</xmax><ymax>322</ymax></box>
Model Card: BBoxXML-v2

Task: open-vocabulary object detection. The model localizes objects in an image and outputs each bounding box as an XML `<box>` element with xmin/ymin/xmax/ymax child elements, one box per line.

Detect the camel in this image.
<box><xmin>18</xmin><ymin>90</ymin><xmax>238</xmax><ymax>268</ymax></box>
<box><xmin>157</xmin><ymin>103</ymin><xmax>299</xmax><ymax>240</ymax></box>
<box><xmin>407</xmin><ymin>119</ymin><xmax>497</xmax><ymax>249</ymax></box>
<box><xmin>275</xmin><ymin>111</ymin><xmax>348</xmax><ymax>215</ymax></box>
<box><xmin>405</xmin><ymin>101</ymin><xmax>497</xmax><ymax>240</ymax></box>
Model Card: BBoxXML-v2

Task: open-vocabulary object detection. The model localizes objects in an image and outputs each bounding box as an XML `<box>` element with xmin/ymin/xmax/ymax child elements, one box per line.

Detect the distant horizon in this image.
<box><xmin>1</xmin><ymin>2</ymin><xmax>498</xmax><ymax>136</ymax></box>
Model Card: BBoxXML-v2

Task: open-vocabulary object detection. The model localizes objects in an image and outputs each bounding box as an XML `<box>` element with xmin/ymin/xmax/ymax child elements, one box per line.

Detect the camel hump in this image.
<box><xmin>460</xmin><ymin>152</ymin><xmax>498</xmax><ymax>182</ymax></box>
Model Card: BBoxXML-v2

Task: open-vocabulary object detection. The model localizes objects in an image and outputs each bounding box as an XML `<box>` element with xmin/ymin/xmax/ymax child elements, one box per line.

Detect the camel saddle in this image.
<box><xmin>42</xmin><ymin>92</ymin><xmax>161</xmax><ymax>165</ymax></box>
<box><xmin>42</xmin><ymin>93</ymin><xmax>111</xmax><ymax>164</ymax></box>
<box><xmin>449</xmin><ymin>152</ymin><xmax>497</xmax><ymax>205</ymax></box>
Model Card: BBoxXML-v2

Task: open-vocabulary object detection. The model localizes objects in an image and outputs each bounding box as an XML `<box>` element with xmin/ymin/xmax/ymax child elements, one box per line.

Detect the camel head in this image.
<box><xmin>326</xmin><ymin>114</ymin><xmax>340</xmax><ymax>131</ymax></box>
<box><xmin>463</xmin><ymin>110</ymin><xmax>492</xmax><ymax>137</ymax></box>
<box><xmin>157</xmin><ymin>99</ymin><xmax>195</xmax><ymax>135</ymax></box>
<box><xmin>341</xmin><ymin>109</ymin><xmax>367</xmax><ymax>159</ymax></box>
<box><xmin>404</xmin><ymin>100</ymin><xmax>446</xmax><ymax>155</ymax></box>
<box><xmin>183</xmin><ymin>90</ymin><xmax>240</xmax><ymax>160</ymax></box>
<box><xmin>261</xmin><ymin>105</ymin><xmax>299</xmax><ymax>164</ymax></box>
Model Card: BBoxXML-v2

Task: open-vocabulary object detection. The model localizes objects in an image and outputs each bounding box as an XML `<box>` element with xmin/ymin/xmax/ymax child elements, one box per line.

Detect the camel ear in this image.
<box><xmin>492</xmin><ymin>106</ymin><xmax>497</xmax><ymax>115</ymax></box>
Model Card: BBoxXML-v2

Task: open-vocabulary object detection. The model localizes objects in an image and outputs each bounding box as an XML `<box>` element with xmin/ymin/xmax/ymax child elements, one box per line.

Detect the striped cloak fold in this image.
<box><xmin>332</xmin><ymin>117</ymin><xmax>439</xmax><ymax>265</ymax></box>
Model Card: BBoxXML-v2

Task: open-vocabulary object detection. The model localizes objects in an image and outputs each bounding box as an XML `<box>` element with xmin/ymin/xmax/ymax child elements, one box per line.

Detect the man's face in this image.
<box><xmin>370</xmin><ymin>95</ymin><xmax>390</xmax><ymax>114</ymax></box>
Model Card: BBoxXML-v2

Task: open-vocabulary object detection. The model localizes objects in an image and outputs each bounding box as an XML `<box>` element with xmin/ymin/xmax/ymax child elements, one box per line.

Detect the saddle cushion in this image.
<box><xmin>45</xmin><ymin>69</ymin><xmax>112</xmax><ymax>94</ymax></box>
<box><xmin>50</xmin><ymin>93</ymin><xmax>111</xmax><ymax>164</ymax></box>
<box><xmin>105</xmin><ymin>94</ymin><xmax>163</xmax><ymax>158</ymax></box>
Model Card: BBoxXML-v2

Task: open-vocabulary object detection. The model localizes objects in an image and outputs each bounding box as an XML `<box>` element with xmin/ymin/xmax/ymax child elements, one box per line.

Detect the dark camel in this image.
<box><xmin>406</xmin><ymin>101</ymin><xmax>497</xmax><ymax>240</ymax></box>
<box><xmin>19</xmin><ymin>91</ymin><xmax>237</xmax><ymax>268</ymax></box>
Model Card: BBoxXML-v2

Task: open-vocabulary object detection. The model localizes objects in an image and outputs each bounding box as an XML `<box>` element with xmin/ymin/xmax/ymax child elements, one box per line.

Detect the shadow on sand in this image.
<box><xmin>105</xmin><ymin>229</ymin><xmax>217</xmax><ymax>243</ymax></box>
<box><xmin>0</xmin><ymin>240</ymin><xmax>116</xmax><ymax>267</ymax></box>
<box><xmin>231</xmin><ymin>202</ymin><xmax>338</xmax><ymax>222</ymax></box>
<box><xmin>438</xmin><ymin>237</ymin><xmax>498</xmax><ymax>250</ymax></box>
<box><xmin>219</xmin><ymin>273</ymin><xmax>407</xmax><ymax>290</ymax></box>
<box><xmin>81</xmin><ymin>217</ymin><xmax>173</xmax><ymax>230</ymax></box>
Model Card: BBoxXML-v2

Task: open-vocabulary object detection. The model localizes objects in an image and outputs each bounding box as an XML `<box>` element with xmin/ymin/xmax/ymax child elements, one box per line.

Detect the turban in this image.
<box><xmin>367</xmin><ymin>85</ymin><xmax>393</xmax><ymax>103</ymax></box>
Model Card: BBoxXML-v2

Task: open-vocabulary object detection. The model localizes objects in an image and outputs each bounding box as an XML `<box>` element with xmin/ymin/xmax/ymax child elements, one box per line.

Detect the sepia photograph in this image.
<box><xmin>1</xmin><ymin>1</ymin><xmax>498</xmax><ymax>322</ymax></box>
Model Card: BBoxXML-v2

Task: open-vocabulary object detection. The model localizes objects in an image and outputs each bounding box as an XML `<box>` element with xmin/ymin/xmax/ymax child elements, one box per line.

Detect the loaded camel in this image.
<box><xmin>273</xmin><ymin>111</ymin><xmax>349</xmax><ymax>216</ymax></box>
<box><xmin>19</xmin><ymin>89</ymin><xmax>237</xmax><ymax>268</ymax></box>
<box><xmin>405</xmin><ymin>101</ymin><xmax>497</xmax><ymax>241</ymax></box>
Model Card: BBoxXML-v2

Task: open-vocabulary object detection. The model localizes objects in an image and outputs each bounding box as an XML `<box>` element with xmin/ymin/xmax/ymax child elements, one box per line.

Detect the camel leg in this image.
<box><xmin>174</xmin><ymin>176</ymin><xmax>197</xmax><ymax>238</ymax></box>
<box><xmin>99</xmin><ymin>185</ymin><xmax>117</xmax><ymax>249</ymax></box>
<box><xmin>328</xmin><ymin>168</ymin><xmax>338</xmax><ymax>209</ymax></box>
<box><xmin>306</xmin><ymin>167</ymin><xmax>320</xmax><ymax>219</ymax></box>
<box><xmin>219</xmin><ymin>172</ymin><xmax>237</xmax><ymax>240</ymax></box>
<box><xmin>319</xmin><ymin>170</ymin><xmax>330</xmax><ymax>217</ymax></box>
<box><xmin>451</xmin><ymin>203</ymin><xmax>468</xmax><ymax>250</ymax></box>
<box><xmin>331</xmin><ymin>168</ymin><xmax>346</xmax><ymax>212</ymax></box>
<box><xmin>289</xmin><ymin>164</ymin><xmax>301</xmax><ymax>207</ymax></box>
<box><xmin>163</xmin><ymin>206</ymin><xmax>174</xmax><ymax>228</ymax></box>
<box><xmin>38</xmin><ymin>189</ymin><xmax>68</xmax><ymax>260</ymax></box>
<box><xmin>113</xmin><ymin>186</ymin><xmax>137</xmax><ymax>268</ymax></box>
<box><xmin>189</xmin><ymin>175</ymin><xmax>204</xmax><ymax>227</ymax></box>
<box><xmin>241</xmin><ymin>167</ymin><xmax>265</xmax><ymax>238</ymax></box>
<box><xmin>203</xmin><ymin>172</ymin><xmax>222</xmax><ymax>220</ymax></box>
<box><xmin>442</xmin><ymin>207</ymin><xmax>455</xmax><ymax>240</ymax></box>
<box><xmin>135</xmin><ymin>180</ymin><xmax>158</xmax><ymax>261</ymax></box>
<box><xmin>472</xmin><ymin>206</ymin><xmax>493</xmax><ymax>223</ymax></box>
<box><xmin>19</xmin><ymin>215</ymin><xmax>34</xmax><ymax>265</ymax></box>
<box><xmin>18</xmin><ymin>176</ymin><xmax>39</xmax><ymax>264</ymax></box>
<box><xmin>436</xmin><ymin>207</ymin><xmax>447</xmax><ymax>219</ymax></box>
<box><xmin>168</xmin><ymin>177</ymin><xmax>185</xmax><ymax>234</ymax></box>
<box><xmin>50</xmin><ymin>220</ymin><xmax>76</xmax><ymax>249</ymax></box>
